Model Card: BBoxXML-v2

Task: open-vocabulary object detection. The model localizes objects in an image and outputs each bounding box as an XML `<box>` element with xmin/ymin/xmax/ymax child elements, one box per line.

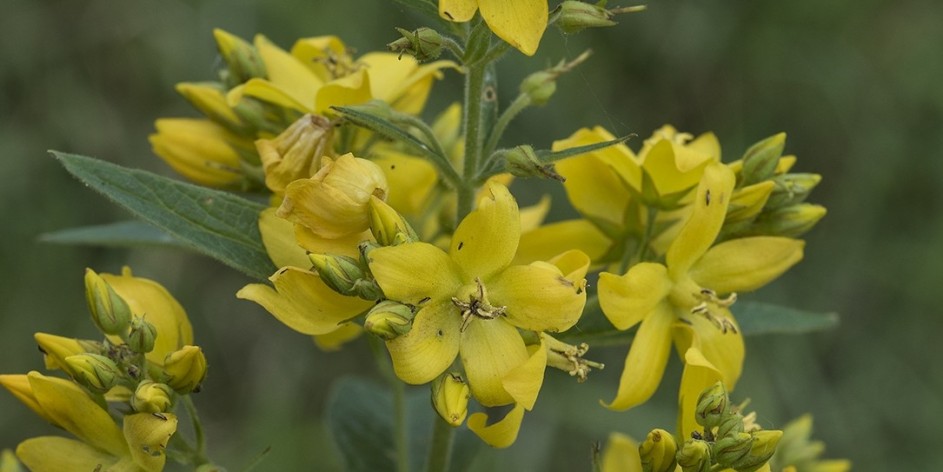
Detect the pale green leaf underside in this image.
<box><xmin>41</xmin><ymin>220</ymin><xmax>184</xmax><ymax>248</ymax></box>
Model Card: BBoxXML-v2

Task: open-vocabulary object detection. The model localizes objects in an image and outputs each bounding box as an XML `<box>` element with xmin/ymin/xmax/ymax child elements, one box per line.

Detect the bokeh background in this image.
<box><xmin>2</xmin><ymin>0</ymin><xmax>941</xmax><ymax>470</ymax></box>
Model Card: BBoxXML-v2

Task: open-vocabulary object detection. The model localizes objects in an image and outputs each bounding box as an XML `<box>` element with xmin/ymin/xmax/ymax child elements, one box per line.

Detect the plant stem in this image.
<box><xmin>481</xmin><ymin>93</ymin><xmax>531</xmax><ymax>166</ymax></box>
<box><xmin>425</xmin><ymin>416</ymin><xmax>456</xmax><ymax>472</ymax></box>
<box><xmin>456</xmin><ymin>62</ymin><xmax>486</xmax><ymax>223</ymax></box>
<box><xmin>393</xmin><ymin>378</ymin><xmax>410</xmax><ymax>472</ymax></box>
<box><xmin>182</xmin><ymin>395</ymin><xmax>209</xmax><ymax>465</ymax></box>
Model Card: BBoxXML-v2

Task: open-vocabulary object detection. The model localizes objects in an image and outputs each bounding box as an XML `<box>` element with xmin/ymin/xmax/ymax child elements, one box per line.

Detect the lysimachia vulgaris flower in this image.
<box><xmin>439</xmin><ymin>0</ymin><xmax>548</xmax><ymax>56</ymax></box>
<box><xmin>598</xmin><ymin>163</ymin><xmax>805</xmax><ymax>410</ymax></box>
<box><xmin>366</xmin><ymin>183</ymin><xmax>590</xmax><ymax>446</ymax></box>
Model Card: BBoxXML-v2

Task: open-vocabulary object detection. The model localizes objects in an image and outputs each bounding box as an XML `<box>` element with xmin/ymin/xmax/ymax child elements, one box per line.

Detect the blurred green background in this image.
<box><xmin>2</xmin><ymin>0</ymin><xmax>941</xmax><ymax>470</ymax></box>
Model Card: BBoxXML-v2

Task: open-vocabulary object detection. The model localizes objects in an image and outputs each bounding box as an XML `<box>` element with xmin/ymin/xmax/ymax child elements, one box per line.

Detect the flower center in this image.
<box><xmin>451</xmin><ymin>277</ymin><xmax>506</xmax><ymax>332</ymax></box>
<box><xmin>689</xmin><ymin>288</ymin><xmax>739</xmax><ymax>334</ymax></box>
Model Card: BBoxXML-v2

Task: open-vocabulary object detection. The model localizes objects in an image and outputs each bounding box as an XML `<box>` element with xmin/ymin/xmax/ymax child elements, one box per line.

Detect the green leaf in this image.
<box><xmin>535</xmin><ymin>134</ymin><xmax>635</xmax><ymax>164</ymax></box>
<box><xmin>40</xmin><ymin>220</ymin><xmax>185</xmax><ymax>248</ymax></box>
<box><xmin>733</xmin><ymin>301</ymin><xmax>839</xmax><ymax>336</ymax></box>
<box><xmin>53</xmin><ymin>152</ymin><xmax>276</xmax><ymax>280</ymax></box>
<box><xmin>326</xmin><ymin>376</ymin><xmax>479</xmax><ymax>472</ymax></box>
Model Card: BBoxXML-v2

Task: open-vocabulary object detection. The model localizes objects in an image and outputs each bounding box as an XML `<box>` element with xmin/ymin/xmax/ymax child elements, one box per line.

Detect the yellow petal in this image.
<box><xmin>604</xmin><ymin>304</ymin><xmax>674</xmax><ymax>411</ymax></box>
<box><xmin>373</xmin><ymin>153</ymin><xmax>438</xmax><ymax>216</ymax></box>
<box><xmin>254</xmin><ymin>34</ymin><xmax>321</xmax><ymax>110</ymax></box>
<box><xmin>677</xmin><ymin>348</ymin><xmax>723</xmax><ymax>439</ymax></box>
<box><xmin>600</xmin><ymin>432</ymin><xmax>643</xmax><ymax>472</ymax></box>
<box><xmin>488</xmin><ymin>253</ymin><xmax>588</xmax><ymax>333</ymax></box>
<box><xmin>666</xmin><ymin>163</ymin><xmax>735</xmax><ymax>277</ymax></box>
<box><xmin>467</xmin><ymin>403</ymin><xmax>526</xmax><ymax>448</ymax></box>
<box><xmin>258</xmin><ymin>208</ymin><xmax>311</xmax><ymax>269</ymax></box>
<box><xmin>102</xmin><ymin>269</ymin><xmax>193</xmax><ymax>366</ymax></box>
<box><xmin>690</xmin><ymin>237</ymin><xmax>804</xmax><ymax>294</ymax></box>
<box><xmin>16</xmin><ymin>437</ymin><xmax>118</xmax><ymax>472</ymax></box>
<box><xmin>294</xmin><ymin>225</ymin><xmax>369</xmax><ymax>259</ymax></box>
<box><xmin>502</xmin><ymin>340</ymin><xmax>547</xmax><ymax>410</ymax></box>
<box><xmin>27</xmin><ymin>372</ymin><xmax>127</xmax><ymax>457</ymax></box>
<box><xmin>642</xmin><ymin>139</ymin><xmax>709</xmax><ymax>196</ymax></box>
<box><xmin>369</xmin><ymin>242</ymin><xmax>463</xmax><ymax>305</ymax></box>
<box><xmin>450</xmin><ymin>183</ymin><xmax>520</xmax><ymax>282</ymax></box>
<box><xmin>439</xmin><ymin>0</ymin><xmax>478</xmax><ymax>22</ymax></box>
<box><xmin>33</xmin><ymin>333</ymin><xmax>86</xmax><ymax>376</ymax></box>
<box><xmin>290</xmin><ymin>35</ymin><xmax>348</xmax><ymax>82</ymax></box>
<box><xmin>478</xmin><ymin>0</ymin><xmax>548</xmax><ymax>56</ymax></box>
<box><xmin>315</xmin><ymin>69</ymin><xmax>373</xmax><ymax>113</ymax></box>
<box><xmin>460</xmin><ymin>318</ymin><xmax>528</xmax><ymax>406</ymax></box>
<box><xmin>0</xmin><ymin>374</ymin><xmax>53</xmax><ymax>424</ymax></box>
<box><xmin>386</xmin><ymin>301</ymin><xmax>461</xmax><ymax>384</ymax></box>
<box><xmin>149</xmin><ymin>118</ymin><xmax>245</xmax><ymax>188</ymax></box>
<box><xmin>237</xmin><ymin>267</ymin><xmax>372</xmax><ymax>335</ymax></box>
<box><xmin>598</xmin><ymin>263</ymin><xmax>672</xmax><ymax>331</ymax></box>
<box><xmin>516</xmin><ymin>219</ymin><xmax>611</xmax><ymax>265</ymax></box>
<box><xmin>518</xmin><ymin>194</ymin><xmax>551</xmax><ymax>233</ymax></box>
<box><xmin>238</xmin><ymin>78</ymin><xmax>312</xmax><ymax>113</ymax></box>
<box><xmin>123</xmin><ymin>413</ymin><xmax>177</xmax><ymax>472</ymax></box>
<box><xmin>312</xmin><ymin>323</ymin><xmax>363</xmax><ymax>351</ymax></box>
<box><xmin>357</xmin><ymin>56</ymin><xmax>455</xmax><ymax>113</ymax></box>
<box><xmin>555</xmin><ymin>128</ymin><xmax>636</xmax><ymax>228</ymax></box>
<box><xmin>687</xmin><ymin>132</ymin><xmax>721</xmax><ymax>163</ymax></box>
<box><xmin>674</xmin><ymin>312</ymin><xmax>744</xmax><ymax>390</ymax></box>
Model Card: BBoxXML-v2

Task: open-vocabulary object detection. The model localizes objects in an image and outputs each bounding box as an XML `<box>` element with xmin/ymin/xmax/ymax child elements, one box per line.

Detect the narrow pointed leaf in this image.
<box><xmin>732</xmin><ymin>301</ymin><xmax>839</xmax><ymax>335</ymax></box>
<box><xmin>535</xmin><ymin>134</ymin><xmax>635</xmax><ymax>164</ymax></box>
<box><xmin>40</xmin><ymin>220</ymin><xmax>184</xmax><ymax>248</ymax></box>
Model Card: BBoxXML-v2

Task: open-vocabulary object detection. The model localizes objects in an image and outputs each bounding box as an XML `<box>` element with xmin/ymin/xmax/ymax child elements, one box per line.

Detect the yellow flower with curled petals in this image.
<box><xmin>439</xmin><ymin>0</ymin><xmax>549</xmax><ymax>56</ymax></box>
<box><xmin>598</xmin><ymin>163</ymin><xmax>805</xmax><ymax>411</ymax></box>
<box><xmin>367</xmin><ymin>183</ymin><xmax>588</xmax><ymax>446</ymax></box>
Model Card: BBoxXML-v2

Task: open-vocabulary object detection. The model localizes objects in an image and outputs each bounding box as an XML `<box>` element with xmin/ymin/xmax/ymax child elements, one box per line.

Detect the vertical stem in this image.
<box><xmin>457</xmin><ymin>63</ymin><xmax>486</xmax><ymax>224</ymax></box>
<box><xmin>393</xmin><ymin>379</ymin><xmax>410</xmax><ymax>472</ymax></box>
<box><xmin>425</xmin><ymin>416</ymin><xmax>456</xmax><ymax>472</ymax></box>
<box><xmin>182</xmin><ymin>395</ymin><xmax>208</xmax><ymax>465</ymax></box>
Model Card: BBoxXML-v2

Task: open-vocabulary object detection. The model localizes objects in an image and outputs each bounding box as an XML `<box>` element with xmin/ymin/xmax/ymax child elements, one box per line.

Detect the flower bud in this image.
<box><xmin>213</xmin><ymin>28</ymin><xmax>266</xmax><ymax>86</ymax></box>
<box><xmin>85</xmin><ymin>268</ymin><xmax>133</xmax><ymax>336</ymax></box>
<box><xmin>717</xmin><ymin>411</ymin><xmax>745</xmax><ymax>439</ymax></box>
<box><xmin>713</xmin><ymin>432</ymin><xmax>754</xmax><ymax>468</ymax></box>
<box><xmin>676</xmin><ymin>439</ymin><xmax>712</xmax><ymax>472</ymax></box>
<box><xmin>555</xmin><ymin>1</ymin><xmax>617</xmax><ymax>34</ymax></box>
<box><xmin>176</xmin><ymin>82</ymin><xmax>250</xmax><ymax>135</ymax></box>
<box><xmin>751</xmin><ymin>204</ymin><xmax>827</xmax><ymax>238</ymax></box>
<box><xmin>765</xmin><ymin>173</ymin><xmax>822</xmax><ymax>209</ymax></box>
<box><xmin>278</xmin><ymin>154</ymin><xmax>390</xmax><ymax>238</ymax></box>
<box><xmin>726</xmin><ymin>181</ymin><xmax>775</xmax><ymax>223</ymax></box>
<box><xmin>34</xmin><ymin>333</ymin><xmax>100</xmax><ymax>375</ymax></box>
<box><xmin>730</xmin><ymin>430</ymin><xmax>783</xmax><ymax>472</ymax></box>
<box><xmin>368</xmin><ymin>196</ymin><xmax>418</xmax><ymax>246</ymax></box>
<box><xmin>127</xmin><ymin>317</ymin><xmax>158</xmax><ymax>354</ymax></box>
<box><xmin>638</xmin><ymin>429</ymin><xmax>678</xmax><ymax>472</ymax></box>
<box><xmin>695</xmin><ymin>381</ymin><xmax>729</xmax><ymax>430</ymax></box>
<box><xmin>231</xmin><ymin>96</ymin><xmax>287</xmax><ymax>136</ymax></box>
<box><xmin>741</xmin><ymin>133</ymin><xmax>786</xmax><ymax>186</ymax></box>
<box><xmin>364</xmin><ymin>301</ymin><xmax>415</xmax><ymax>340</ymax></box>
<box><xmin>132</xmin><ymin>380</ymin><xmax>174</xmax><ymax>413</ymax></box>
<box><xmin>431</xmin><ymin>372</ymin><xmax>470</xmax><ymax>427</ymax></box>
<box><xmin>504</xmin><ymin>145</ymin><xmax>564</xmax><ymax>181</ymax></box>
<box><xmin>149</xmin><ymin>118</ymin><xmax>248</xmax><ymax>188</ymax></box>
<box><xmin>256</xmin><ymin>114</ymin><xmax>334</xmax><ymax>194</ymax></box>
<box><xmin>309</xmin><ymin>253</ymin><xmax>382</xmax><ymax>300</ymax></box>
<box><xmin>64</xmin><ymin>354</ymin><xmax>123</xmax><ymax>393</ymax></box>
<box><xmin>520</xmin><ymin>71</ymin><xmax>557</xmax><ymax>106</ymax></box>
<box><xmin>162</xmin><ymin>345</ymin><xmax>207</xmax><ymax>394</ymax></box>
<box><xmin>388</xmin><ymin>27</ymin><xmax>443</xmax><ymax>61</ymax></box>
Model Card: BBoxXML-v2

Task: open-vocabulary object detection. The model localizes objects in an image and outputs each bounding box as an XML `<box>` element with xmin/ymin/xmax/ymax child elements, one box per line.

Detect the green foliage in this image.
<box><xmin>40</xmin><ymin>220</ymin><xmax>184</xmax><ymax>248</ymax></box>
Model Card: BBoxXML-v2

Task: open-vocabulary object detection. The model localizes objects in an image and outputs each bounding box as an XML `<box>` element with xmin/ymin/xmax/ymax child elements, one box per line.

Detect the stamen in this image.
<box><xmin>689</xmin><ymin>289</ymin><xmax>740</xmax><ymax>334</ymax></box>
<box><xmin>451</xmin><ymin>278</ymin><xmax>507</xmax><ymax>332</ymax></box>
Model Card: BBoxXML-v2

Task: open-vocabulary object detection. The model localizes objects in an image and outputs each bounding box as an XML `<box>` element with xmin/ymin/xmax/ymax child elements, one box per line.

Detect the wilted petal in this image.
<box><xmin>674</xmin><ymin>312</ymin><xmax>744</xmax><ymax>390</ymax></box>
<box><xmin>516</xmin><ymin>219</ymin><xmax>611</xmax><ymax>265</ymax></box>
<box><xmin>690</xmin><ymin>237</ymin><xmax>804</xmax><ymax>294</ymax></box>
<box><xmin>489</xmin><ymin>252</ymin><xmax>588</xmax><ymax>333</ymax></box>
<box><xmin>598</xmin><ymin>263</ymin><xmax>672</xmax><ymax>331</ymax></box>
<box><xmin>16</xmin><ymin>437</ymin><xmax>118</xmax><ymax>472</ymax></box>
<box><xmin>439</xmin><ymin>0</ymin><xmax>479</xmax><ymax>22</ymax></box>
<box><xmin>237</xmin><ymin>267</ymin><xmax>372</xmax><ymax>335</ymax></box>
<box><xmin>677</xmin><ymin>348</ymin><xmax>723</xmax><ymax>439</ymax></box>
<box><xmin>258</xmin><ymin>208</ymin><xmax>310</xmax><ymax>269</ymax></box>
<box><xmin>604</xmin><ymin>304</ymin><xmax>674</xmax><ymax>411</ymax></box>
<box><xmin>369</xmin><ymin>242</ymin><xmax>462</xmax><ymax>305</ymax></box>
<box><xmin>387</xmin><ymin>301</ymin><xmax>461</xmax><ymax>384</ymax></box>
<box><xmin>450</xmin><ymin>183</ymin><xmax>520</xmax><ymax>281</ymax></box>
<box><xmin>467</xmin><ymin>403</ymin><xmax>526</xmax><ymax>448</ymax></box>
<box><xmin>601</xmin><ymin>432</ymin><xmax>643</xmax><ymax>472</ymax></box>
<box><xmin>124</xmin><ymin>413</ymin><xmax>177</xmax><ymax>472</ymax></box>
<box><xmin>478</xmin><ymin>0</ymin><xmax>548</xmax><ymax>56</ymax></box>
<box><xmin>460</xmin><ymin>318</ymin><xmax>528</xmax><ymax>407</ymax></box>
<box><xmin>502</xmin><ymin>340</ymin><xmax>547</xmax><ymax>410</ymax></box>
<box><xmin>666</xmin><ymin>163</ymin><xmax>735</xmax><ymax>277</ymax></box>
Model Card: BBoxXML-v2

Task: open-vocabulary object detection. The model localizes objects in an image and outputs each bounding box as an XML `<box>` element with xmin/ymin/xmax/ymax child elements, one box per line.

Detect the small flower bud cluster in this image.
<box><xmin>388</xmin><ymin>27</ymin><xmax>444</xmax><ymax>62</ymax></box>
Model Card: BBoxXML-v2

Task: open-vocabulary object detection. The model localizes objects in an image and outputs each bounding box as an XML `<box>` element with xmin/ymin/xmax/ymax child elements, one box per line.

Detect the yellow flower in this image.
<box><xmin>598</xmin><ymin>163</ymin><xmax>805</xmax><ymax>410</ymax></box>
<box><xmin>0</xmin><ymin>371</ymin><xmax>177</xmax><ymax>472</ymax></box>
<box><xmin>439</xmin><ymin>0</ymin><xmax>548</xmax><ymax>56</ymax></box>
<box><xmin>149</xmin><ymin>118</ymin><xmax>250</xmax><ymax>188</ymax></box>
<box><xmin>367</xmin><ymin>183</ymin><xmax>588</xmax><ymax>446</ymax></box>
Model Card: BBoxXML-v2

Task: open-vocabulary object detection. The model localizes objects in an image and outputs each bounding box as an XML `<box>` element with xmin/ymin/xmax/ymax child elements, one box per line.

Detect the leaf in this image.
<box><xmin>326</xmin><ymin>376</ymin><xmax>478</xmax><ymax>472</ymax></box>
<box><xmin>53</xmin><ymin>152</ymin><xmax>276</xmax><ymax>280</ymax></box>
<box><xmin>536</xmin><ymin>134</ymin><xmax>635</xmax><ymax>164</ymax></box>
<box><xmin>40</xmin><ymin>220</ymin><xmax>185</xmax><ymax>248</ymax></box>
<box><xmin>733</xmin><ymin>301</ymin><xmax>839</xmax><ymax>336</ymax></box>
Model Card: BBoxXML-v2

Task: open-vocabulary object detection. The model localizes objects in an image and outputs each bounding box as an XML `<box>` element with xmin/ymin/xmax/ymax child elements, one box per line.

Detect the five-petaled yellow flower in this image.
<box><xmin>598</xmin><ymin>163</ymin><xmax>805</xmax><ymax>410</ymax></box>
<box><xmin>439</xmin><ymin>0</ymin><xmax>548</xmax><ymax>56</ymax></box>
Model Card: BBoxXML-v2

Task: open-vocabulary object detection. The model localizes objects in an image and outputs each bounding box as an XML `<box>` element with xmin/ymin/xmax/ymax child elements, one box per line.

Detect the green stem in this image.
<box><xmin>618</xmin><ymin>207</ymin><xmax>658</xmax><ymax>273</ymax></box>
<box><xmin>442</xmin><ymin>37</ymin><xmax>465</xmax><ymax>59</ymax></box>
<box><xmin>182</xmin><ymin>395</ymin><xmax>208</xmax><ymax>465</ymax></box>
<box><xmin>481</xmin><ymin>93</ymin><xmax>531</xmax><ymax>166</ymax></box>
<box><xmin>395</xmin><ymin>112</ymin><xmax>449</xmax><ymax>159</ymax></box>
<box><xmin>456</xmin><ymin>62</ymin><xmax>486</xmax><ymax>223</ymax></box>
<box><xmin>425</xmin><ymin>416</ymin><xmax>456</xmax><ymax>472</ymax></box>
<box><xmin>368</xmin><ymin>336</ymin><xmax>410</xmax><ymax>472</ymax></box>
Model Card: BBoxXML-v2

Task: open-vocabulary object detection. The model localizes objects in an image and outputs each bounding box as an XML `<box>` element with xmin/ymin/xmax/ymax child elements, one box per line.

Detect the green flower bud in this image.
<box><xmin>504</xmin><ymin>145</ymin><xmax>565</xmax><ymax>181</ymax></box>
<box><xmin>695</xmin><ymin>381</ymin><xmax>729</xmax><ymax>430</ymax></box>
<box><xmin>256</xmin><ymin>114</ymin><xmax>334</xmax><ymax>194</ymax></box>
<box><xmin>368</xmin><ymin>196</ymin><xmax>418</xmax><ymax>246</ymax></box>
<box><xmin>126</xmin><ymin>317</ymin><xmax>158</xmax><ymax>354</ymax></box>
<box><xmin>132</xmin><ymin>380</ymin><xmax>174</xmax><ymax>413</ymax></box>
<box><xmin>726</xmin><ymin>181</ymin><xmax>775</xmax><ymax>223</ymax></box>
<box><xmin>638</xmin><ymin>429</ymin><xmax>678</xmax><ymax>472</ymax></box>
<box><xmin>64</xmin><ymin>354</ymin><xmax>123</xmax><ymax>393</ymax></box>
<box><xmin>388</xmin><ymin>27</ymin><xmax>443</xmax><ymax>62</ymax></box>
<box><xmin>731</xmin><ymin>430</ymin><xmax>783</xmax><ymax>472</ymax></box>
<box><xmin>520</xmin><ymin>71</ymin><xmax>557</xmax><ymax>106</ymax></box>
<box><xmin>85</xmin><ymin>268</ymin><xmax>133</xmax><ymax>336</ymax></box>
<box><xmin>765</xmin><ymin>173</ymin><xmax>822</xmax><ymax>209</ymax></box>
<box><xmin>364</xmin><ymin>301</ymin><xmax>415</xmax><ymax>340</ymax></box>
<box><xmin>34</xmin><ymin>333</ymin><xmax>100</xmax><ymax>375</ymax></box>
<box><xmin>162</xmin><ymin>345</ymin><xmax>207</xmax><ymax>394</ymax></box>
<box><xmin>175</xmin><ymin>82</ymin><xmax>251</xmax><ymax>135</ymax></box>
<box><xmin>431</xmin><ymin>372</ymin><xmax>470</xmax><ymax>427</ymax></box>
<box><xmin>555</xmin><ymin>1</ymin><xmax>617</xmax><ymax>34</ymax></box>
<box><xmin>752</xmin><ymin>204</ymin><xmax>827</xmax><ymax>238</ymax></box>
<box><xmin>717</xmin><ymin>411</ymin><xmax>746</xmax><ymax>439</ymax></box>
<box><xmin>308</xmin><ymin>253</ymin><xmax>382</xmax><ymax>300</ymax></box>
<box><xmin>676</xmin><ymin>439</ymin><xmax>712</xmax><ymax>472</ymax></box>
<box><xmin>713</xmin><ymin>432</ymin><xmax>754</xmax><ymax>468</ymax></box>
<box><xmin>741</xmin><ymin>133</ymin><xmax>786</xmax><ymax>186</ymax></box>
<box><xmin>213</xmin><ymin>29</ymin><xmax>266</xmax><ymax>86</ymax></box>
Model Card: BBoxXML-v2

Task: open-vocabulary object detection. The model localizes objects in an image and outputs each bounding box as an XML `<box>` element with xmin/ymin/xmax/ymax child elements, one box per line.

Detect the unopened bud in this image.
<box><xmin>85</xmin><ymin>268</ymin><xmax>133</xmax><ymax>336</ymax></box>
<box><xmin>126</xmin><ymin>317</ymin><xmax>158</xmax><ymax>354</ymax></box>
<box><xmin>176</xmin><ymin>82</ymin><xmax>249</xmax><ymax>135</ymax></box>
<box><xmin>431</xmin><ymin>372</ymin><xmax>470</xmax><ymax>426</ymax></box>
<box><xmin>132</xmin><ymin>380</ymin><xmax>174</xmax><ymax>413</ymax></box>
<box><xmin>556</xmin><ymin>1</ymin><xmax>621</xmax><ymax>34</ymax></box>
<box><xmin>256</xmin><ymin>114</ymin><xmax>334</xmax><ymax>194</ymax></box>
<box><xmin>65</xmin><ymin>354</ymin><xmax>123</xmax><ymax>393</ymax></box>
<box><xmin>162</xmin><ymin>345</ymin><xmax>207</xmax><ymax>394</ymax></box>
<box><xmin>695</xmin><ymin>381</ymin><xmax>729</xmax><ymax>430</ymax></box>
<box><xmin>34</xmin><ymin>333</ymin><xmax>100</xmax><ymax>375</ymax></box>
<box><xmin>231</xmin><ymin>96</ymin><xmax>286</xmax><ymax>135</ymax></box>
<box><xmin>213</xmin><ymin>29</ymin><xmax>266</xmax><ymax>86</ymax></box>
<box><xmin>639</xmin><ymin>429</ymin><xmax>678</xmax><ymax>472</ymax></box>
<box><xmin>727</xmin><ymin>181</ymin><xmax>775</xmax><ymax>223</ymax></box>
<box><xmin>309</xmin><ymin>253</ymin><xmax>382</xmax><ymax>299</ymax></box>
<box><xmin>676</xmin><ymin>439</ymin><xmax>712</xmax><ymax>472</ymax></box>
<box><xmin>364</xmin><ymin>301</ymin><xmax>415</xmax><ymax>340</ymax></box>
<box><xmin>369</xmin><ymin>196</ymin><xmax>419</xmax><ymax>246</ymax></box>
<box><xmin>714</xmin><ymin>432</ymin><xmax>753</xmax><ymax>468</ymax></box>
<box><xmin>388</xmin><ymin>27</ymin><xmax>443</xmax><ymax>61</ymax></box>
<box><xmin>765</xmin><ymin>173</ymin><xmax>822</xmax><ymax>209</ymax></box>
<box><xmin>520</xmin><ymin>71</ymin><xmax>557</xmax><ymax>106</ymax></box>
<box><xmin>741</xmin><ymin>133</ymin><xmax>786</xmax><ymax>186</ymax></box>
<box><xmin>731</xmin><ymin>430</ymin><xmax>782</xmax><ymax>472</ymax></box>
<box><xmin>504</xmin><ymin>145</ymin><xmax>564</xmax><ymax>181</ymax></box>
<box><xmin>717</xmin><ymin>411</ymin><xmax>745</xmax><ymax>439</ymax></box>
<box><xmin>752</xmin><ymin>204</ymin><xmax>827</xmax><ymax>238</ymax></box>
